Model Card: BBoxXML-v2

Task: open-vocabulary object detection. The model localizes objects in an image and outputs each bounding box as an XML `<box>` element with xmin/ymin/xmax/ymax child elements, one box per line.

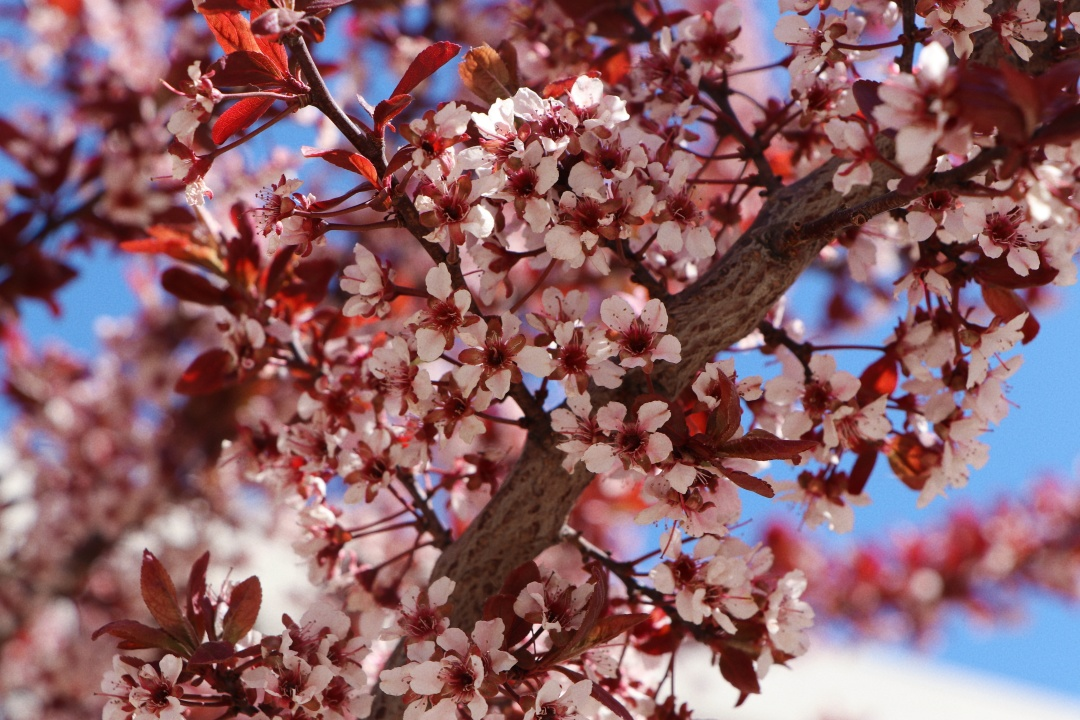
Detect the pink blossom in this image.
<box><xmin>600</xmin><ymin>296</ymin><xmax>681</xmax><ymax>372</ymax></box>
<box><xmin>582</xmin><ymin>400</ymin><xmax>673</xmax><ymax>475</ymax></box>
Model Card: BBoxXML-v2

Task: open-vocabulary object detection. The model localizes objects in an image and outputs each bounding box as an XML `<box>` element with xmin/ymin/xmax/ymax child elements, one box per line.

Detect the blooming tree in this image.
<box><xmin>3</xmin><ymin>1</ymin><xmax>1080</xmax><ymax>719</ymax></box>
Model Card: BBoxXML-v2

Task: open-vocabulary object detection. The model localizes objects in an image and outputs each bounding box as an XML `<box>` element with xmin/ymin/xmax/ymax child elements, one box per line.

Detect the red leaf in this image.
<box><xmin>542</xmin><ymin>74</ymin><xmax>585</xmax><ymax>99</ymax></box>
<box><xmin>847</xmin><ymin>446</ymin><xmax>878</xmax><ymax>496</ymax></box>
<box><xmin>187</xmin><ymin>552</ymin><xmax>211</xmax><ymax>641</ymax></box>
<box><xmin>209</xmin><ymin>50</ymin><xmax>284</xmax><ymax>87</ymax></box>
<box><xmin>857</xmin><ymin>354</ymin><xmax>898</xmax><ymax>407</ymax></box>
<box><xmin>719</xmin><ymin>649</ymin><xmax>761</xmax><ymax>705</ymax></box>
<box><xmin>176</xmin><ymin>348</ymin><xmax>236</xmax><ymax>396</ymax></box>
<box><xmin>302</xmin><ymin>146</ymin><xmax>379</xmax><ymax>185</ymax></box>
<box><xmin>222</xmin><ymin>576</ymin><xmax>262</xmax><ymax>644</ymax></box>
<box><xmin>348</xmin><ymin>154</ymin><xmax>381</xmax><ymax>186</ymax></box>
<box><xmin>972</xmin><ymin>252</ymin><xmax>1058</xmax><ymax>288</ymax></box>
<box><xmin>585</xmin><ymin>613</ymin><xmax>650</xmax><ymax>647</ymax></box>
<box><xmin>92</xmin><ymin>619</ymin><xmax>183</xmax><ymax>652</ymax></box>
<box><xmin>188</xmin><ymin>641</ymin><xmax>237</xmax><ymax>664</ymax></box>
<box><xmin>201</xmin><ymin>9</ymin><xmax>261</xmax><ymax>55</ymax></box>
<box><xmin>373</xmin><ymin>93</ymin><xmax>412</xmax><ymax>132</ymax></box>
<box><xmin>140</xmin><ymin>550</ymin><xmax>197</xmax><ymax>651</ymax></box>
<box><xmin>161</xmin><ymin>267</ymin><xmax>227</xmax><ymax>306</ymax></box>
<box><xmin>721</xmin><ymin>467</ymin><xmax>776</xmax><ymax>498</ymax></box>
<box><xmin>121</xmin><ymin>227</ymin><xmax>216</xmax><ymax>264</ymax></box>
<box><xmin>716</xmin><ymin>429</ymin><xmax>817</xmax><ymax>462</ymax></box>
<box><xmin>981</xmin><ymin>284</ymin><xmax>1039</xmax><ymax>344</ymax></box>
<box><xmin>391</xmin><ymin>41</ymin><xmax>461</xmax><ymax>97</ymax></box>
<box><xmin>213</xmin><ymin>96</ymin><xmax>275</xmax><ymax>145</ymax></box>
<box><xmin>197</xmin><ymin>0</ymin><xmax>267</xmax><ymax>11</ymax></box>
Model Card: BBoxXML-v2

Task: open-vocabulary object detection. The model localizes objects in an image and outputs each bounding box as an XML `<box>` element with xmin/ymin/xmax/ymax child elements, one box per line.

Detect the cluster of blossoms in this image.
<box><xmin>7</xmin><ymin>0</ymin><xmax>1080</xmax><ymax>719</ymax></box>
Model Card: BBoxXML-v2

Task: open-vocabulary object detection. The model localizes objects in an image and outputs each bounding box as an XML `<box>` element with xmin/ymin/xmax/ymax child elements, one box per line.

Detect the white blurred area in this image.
<box><xmin>677</xmin><ymin>643</ymin><xmax>1080</xmax><ymax>720</ymax></box>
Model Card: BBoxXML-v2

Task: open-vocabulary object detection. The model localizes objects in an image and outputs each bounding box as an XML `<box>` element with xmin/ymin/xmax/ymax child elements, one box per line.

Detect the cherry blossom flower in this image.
<box><xmin>545</xmin><ymin>191</ymin><xmax>617</xmax><ymax>271</ymax></box>
<box><xmin>775</xmin><ymin>469</ymin><xmax>871</xmax><ymax>533</ymax></box>
<box><xmin>651</xmin><ymin>532</ymin><xmax>760</xmax><ymax>631</ymax></box>
<box><xmin>401</xmin><ymin>102</ymin><xmax>472</xmax><ymax>181</ymax></box>
<box><xmin>692</xmin><ymin>359</ymin><xmax>762</xmax><ymax>409</ymax></box>
<box><xmin>243</xmin><ymin>654</ymin><xmax>333</xmax><ymax>710</ymax></box>
<box><xmin>386</xmin><ymin>576</ymin><xmax>456</xmax><ymax>643</ymax></box>
<box><xmin>774</xmin><ymin>12</ymin><xmax>865</xmax><ymax>78</ymax></box>
<box><xmin>582</xmin><ymin>400</ymin><xmax>673</xmax><ymax>475</ymax></box>
<box><xmin>425</xmin><ymin>368</ymin><xmax>492</xmax><ymax>446</ymax></box>
<box><xmin>523</xmin><ymin>678</ymin><xmax>599</xmax><ymax>720</ymax></box>
<box><xmin>415</xmin><ymin>174</ymin><xmax>499</xmax><ymax>246</ymax></box>
<box><xmin>457</xmin><ymin>313</ymin><xmax>554</xmax><ymax>399</ymax></box>
<box><xmin>824</xmin><ymin>118</ymin><xmax>876</xmax><ymax>194</ymax></box>
<box><xmin>872</xmin><ymin>42</ymin><xmax>957</xmax><ymax>175</ymax></box>
<box><xmin>636</xmin><ymin>468</ymin><xmax>742</xmax><ymax>536</ymax></box>
<box><xmin>551</xmin><ymin>393</ymin><xmax>601</xmax><ymax>471</ymax></box>
<box><xmin>971</xmin><ymin>197</ymin><xmax>1051</xmax><ymax>277</ymax></box>
<box><xmin>765</xmin><ymin>353</ymin><xmax>860</xmax><ymax>440</ymax></box>
<box><xmin>164</xmin><ymin>62</ymin><xmax>220</xmax><ymax>148</ymax></box>
<box><xmin>992</xmin><ymin>0</ymin><xmax>1047</xmax><ymax>61</ymax></box>
<box><xmin>101</xmin><ymin>655</ymin><xmax>185</xmax><ymax>720</ymax></box>
<box><xmin>412</xmin><ymin>264</ymin><xmax>477</xmax><ymax>362</ymax></box>
<box><xmin>600</xmin><ymin>296</ymin><xmax>681</xmax><ymax>372</ymax></box>
<box><xmin>965</xmin><ymin>313</ymin><xmax>1026</xmax><ymax>389</ymax></box>
<box><xmin>513</xmin><ymin>573</ymin><xmax>594</xmax><ymax>633</ymax></box>
<box><xmin>764</xmin><ymin>570</ymin><xmax>815</xmax><ymax>656</ymax></box>
<box><xmin>920</xmin><ymin>0</ymin><xmax>991</xmax><ymax>57</ymax></box>
<box><xmin>341</xmin><ymin>244</ymin><xmax>396</xmax><ymax>318</ymax></box>
<box><xmin>546</xmin><ymin>321</ymin><xmax>624</xmax><ymax>396</ymax></box>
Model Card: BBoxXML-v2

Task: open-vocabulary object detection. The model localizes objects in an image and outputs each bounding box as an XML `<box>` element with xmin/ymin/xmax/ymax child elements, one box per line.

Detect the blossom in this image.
<box><xmin>457</xmin><ymin>313</ymin><xmax>554</xmax><ymax>399</ymax></box>
<box><xmin>600</xmin><ymin>296</ymin><xmax>681</xmax><ymax>372</ymax></box>
<box><xmin>992</xmin><ymin>0</ymin><xmax>1046</xmax><ymax>61</ymax></box>
<box><xmin>764</xmin><ymin>570</ymin><xmax>815</xmax><ymax>656</ymax></box>
<box><xmin>415</xmin><ymin>174</ymin><xmax>499</xmax><ymax>246</ymax></box>
<box><xmin>413</xmin><ymin>264</ymin><xmax>477</xmax><ymax>362</ymax></box>
<box><xmin>872</xmin><ymin>42</ymin><xmax>954</xmax><ymax>175</ymax></box>
<box><xmin>581</xmin><ymin>400</ymin><xmax>673</xmax><ymax>475</ymax></box>
<box><xmin>513</xmin><ymin>573</ymin><xmax>594</xmax><ymax>633</ymax></box>
<box><xmin>341</xmin><ymin>243</ymin><xmax>396</xmax><ymax>318</ymax></box>
<box><xmin>523</xmin><ymin>678</ymin><xmax>599</xmax><ymax>720</ymax></box>
<box><xmin>102</xmin><ymin>655</ymin><xmax>185</xmax><ymax>720</ymax></box>
<box><xmin>164</xmin><ymin>62</ymin><xmax>221</xmax><ymax>148</ymax></box>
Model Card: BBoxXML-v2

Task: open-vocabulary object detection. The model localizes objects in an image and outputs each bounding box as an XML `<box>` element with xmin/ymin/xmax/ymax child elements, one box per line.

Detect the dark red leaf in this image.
<box><xmin>719</xmin><ymin>649</ymin><xmax>760</xmax><ymax>704</ymax></box>
<box><xmin>1034</xmin><ymin>104</ymin><xmax>1080</xmax><ymax>147</ymax></box>
<box><xmin>585</xmin><ymin>613</ymin><xmax>650</xmax><ymax>647</ymax></box>
<box><xmin>721</xmin><ymin>467</ymin><xmax>776</xmax><ymax>498</ymax></box>
<box><xmin>92</xmin><ymin>619</ymin><xmax>183</xmax><ymax>652</ymax></box>
<box><xmin>851</xmin><ymin>79</ymin><xmax>882</xmax><ymax>118</ymax></box>
<box><xmin>981</xmin><ymin>284</ymin><xmax>1039</xmax><ymax>344</ymax></box>
<box><xmin>373</xmin><ymin>94</ymin><xmax>412</xmax><ymax>132</ymax></box>
<box><xmin>197</xmin><ymin>0</ymin><xmax>267</xmax><ymax>12</ymax></box>
<box><xmin>187</xmin><ymin>552</ymin><xmax>211</xmax><ymax>641</ymax></box>
<box><xmin>847</xmin><ymin>446</ymin><xmax>879</xmax><ymax>496</ymax></box>
<box><xmin>209</xmin><ymin>50</ymin><xmax>284</xmax><ymax>87</ymax></box>
<box><xmin>175</xmin><ymin>348</ymin><xmax>236</xmax><ymax>396</ymax></box>
<box><xmin>213</xmin><ymin>96</ymin><xmax>276</xmax><ymax>145</ymax></box>
<box><xmin>140</xmin><ymin>550</ymin><xmax>198</xmax><ymax>651</ymax></box>
<box><xmin>972</xmin><ymin>252</ymin><xmax>1058</xmax><ymax>288</ymax></box>
<box><xmin>390</xmin><ymin>41</ymin><xmax>461</xmax><ymax>97</ymax></box>
<box><xmin>188</xmin><ymin>641</ymin><xmax>237</xmax><ymax>664</ymax></box>
<box><xmin>222</xmin><ymin>576</ymin><xmax>262</xmax><ymax>644</ymax></box>
<box><xmin>716</xmin><ymin>429</ymin><xmax>817</xmax><ymax>462</ymax></box>
<box><xmin>161</xmin><ymin>267</ymin><xmax>227</xmax><ymax>306</ymax></box>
